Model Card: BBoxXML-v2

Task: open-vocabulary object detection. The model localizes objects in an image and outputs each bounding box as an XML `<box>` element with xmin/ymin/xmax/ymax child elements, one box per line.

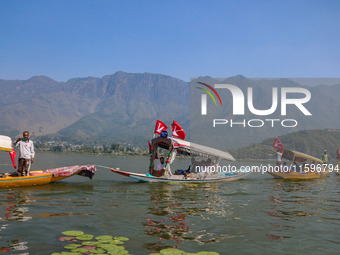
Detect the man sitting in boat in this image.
<box><xmin>291</xmin><ymin>160</ymin><xmax>301</xmax><ymax>172</ymax></box>
<box><xmin>197</xmin><ymin>158</ymin><xmax>215</xmax><ymax>177</ymax></box>
<box><xmin>174</xmin><ymin>157</ymin><xmax>198</xmax><ymax>177</ymax></box>
<box><xmin>157</xmin><ymin>157</ymin><xmax>165</xmax><ymax>170</ymax></box>
<box><xmin>174</xmin><ymin>165</ymin><xmax>191</xmax><ymax>177</ymax></box>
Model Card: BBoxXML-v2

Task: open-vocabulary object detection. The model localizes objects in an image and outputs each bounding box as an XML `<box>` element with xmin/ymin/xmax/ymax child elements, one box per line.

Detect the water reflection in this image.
<box><xmin>142</xmin><ymin>183</ymin><xmax>232</xmax><ymax>253</ymax></box>
<box><xmin>0</xmin><ymin>238</ymin><xmax>28</xmax><ymax>253</ymax></box>
<box><xmin>0</xmin><ymin>182</ymin><xmax>95</xmax><ymax>254</ymax></box>
<box><xmin>266</xmin><ymin>179</ymin><xmax>330</xmax><ymax>240</ymax></box>
<box><xmin>0</xmin><ymin>191</ymin><xmax>33</xmax><ymax>222</ymax></box>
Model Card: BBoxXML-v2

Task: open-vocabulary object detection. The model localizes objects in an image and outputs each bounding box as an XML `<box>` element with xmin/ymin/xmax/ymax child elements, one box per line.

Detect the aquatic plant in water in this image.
<box><xmin>53</xmin><ymin>230</ymin><xmax>220</xmax><ymax>255</ymax></box>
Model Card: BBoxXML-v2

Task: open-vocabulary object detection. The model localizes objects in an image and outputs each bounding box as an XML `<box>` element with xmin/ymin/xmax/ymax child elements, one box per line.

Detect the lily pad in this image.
<box><xmin>89</xmin><ymin>248</ymin><xmax>106</xmax><ymax>254</ymax></box>
<box><xmin>114</xmin><ymin>236</ymin><xmax>129</xmax><ymax>241</ymax></box>
<box><xmin>58</xmin><ymin>236</ymin><xmax>74</xmax><ymax>242</ymax></box>
<box><xmin>98</xmin><ymin>243</ymin><xmax>119</xmax><ymax>250</ymax></box>
<box><xmin>160</xmin><ymin>248</ymin><xmax>185</xmax><ymax>255</ymax></box>
<box><xmin>96</xmin><ymin>235</ymin><xmax>113</xmax><ymax>240</ymax></box>
<box><xmin>110</xmin><ymin>240</ymin><xmax>124</xmax><ymax>245</ymax></box>
<box><xmin>196</xmin><ymin>252</ymin><xmax>220</xmax><ymax>255</ymax></box>
<box><xmin>82</xmin><ymin>241</ymin><xmax>100</xmax><ymax>246</ymax></box>
<box><xmin>76</xmin><ymin>234</ymin><xmax>94</xmax><ymax>240</ymax></box>
<box><xmin>64</xmin><ymin>244</ymin><xmax>82</xmax><ymax>250</ymax></box>
<box><xmin>61</xmin><ymin>231</ymin><xmax>84</xmax><ymax>236</ymax></box>
<box><xmin>71</xmin><ymin>248</ymin><xmax>89</xmax><ymax>253</ymax></box>
<box><xmin>82</xmin><ymin>245</ymin><xmax>96</xmax><ymax>250</ymax></box>
<box><xmin>61</xmin><ymin>252</ymin><xmax>82</xmax><ymax>255</ymax></box>
<box><xmin>113</xmin><ymin>250</ymin><xmax>129</xmax><ymax>255</ymax></box>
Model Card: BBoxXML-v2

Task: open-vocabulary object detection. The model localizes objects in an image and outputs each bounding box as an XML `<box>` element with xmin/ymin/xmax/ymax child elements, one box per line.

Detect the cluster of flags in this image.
<box><xmin>148</xmin><ymin>120</ymin><xmax>186</xmax><ymax>157</ymax></box>
<box><xmin>154</xmin><ymin>120</ymin><xmax>186</xmax><ymax>140</ymax></box>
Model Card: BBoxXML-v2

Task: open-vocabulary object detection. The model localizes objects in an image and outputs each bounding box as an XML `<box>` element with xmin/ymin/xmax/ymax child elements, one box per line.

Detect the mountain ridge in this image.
<box><xmin>1</xmin><ymin>73</ymin><xmax>340</xmax><ymax>148</ymax></box>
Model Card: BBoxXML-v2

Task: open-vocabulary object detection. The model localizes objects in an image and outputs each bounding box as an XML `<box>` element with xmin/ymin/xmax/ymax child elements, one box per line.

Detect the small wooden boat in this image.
<box><xmin>0</xmin><ymin>165</ymin><xmax>97</xmax><ymax>188</ymax></box>
<box><xmin>0</xmin><ymin>135</ymin><xmax>96</xmax><ymax>188</ymax></box>
<box><xmin>268</xmin><ymin>148</ymin><xmax>329</xmax><ymax>180</ymax></box>
<box><xmin>111</xmin><ymin>135</ymin><xmax>250</xmax><ymax>183</ymax></box>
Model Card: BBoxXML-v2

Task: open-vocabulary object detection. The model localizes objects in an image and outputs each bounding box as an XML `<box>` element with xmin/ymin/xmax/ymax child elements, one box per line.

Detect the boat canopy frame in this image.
<box><xmin>282</xmin><ymin>149</ymin><xmax>323</xmax><ymax>164</ymax></box>
<box><xmin>149</xmin><ymin>136</ymin><xmax>235</xmax><ymax>177</ymax></box>
<box><xmin>0</xmin><ymin>135</ymin><xmax>13</xmax><ymax>152</ymax></box>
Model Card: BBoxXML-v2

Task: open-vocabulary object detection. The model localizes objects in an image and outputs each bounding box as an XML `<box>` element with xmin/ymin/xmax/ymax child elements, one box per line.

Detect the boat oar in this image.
<box><xmin>27</xmin><ymin>160</ymin><xmax>32</xmax><ymax>176</ymax></box>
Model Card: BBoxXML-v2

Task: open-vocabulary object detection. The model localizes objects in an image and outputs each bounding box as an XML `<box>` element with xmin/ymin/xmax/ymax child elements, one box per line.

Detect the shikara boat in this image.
<box><xmin>0</xmin><ymin>135</ymin><xmax>96</xmax><ymax>188</ymax></box>
<box><xmin>0</xmin><ymin>165</ymin><xmax>97</xmax><ymax>188</ymax></box>
<box><xmin>268</xmin><ymin>148</ymin><xmax>329</xmax><ymax>179</ymax></box>
<box><xmin>111</xmin><ymin>135</ymin><xmax>250</xmax><ymax>183</ymax></box>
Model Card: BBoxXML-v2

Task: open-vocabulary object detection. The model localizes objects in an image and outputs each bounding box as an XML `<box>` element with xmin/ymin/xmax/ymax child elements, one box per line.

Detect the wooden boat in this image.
<box><xmin>0</xmin><ymin>135</ymin><xmax>96</xmax><ymax>188</ymax></box>
<box><xmin>111</xmin><ymin>135</ymin><xmax>250</xmax><ymax>183</ymax></box>
<box><xmin>0</xmin><ymin>165</ymin><xmax>97</xmax><ymax>188</ymax></box>
<box><xmin>268</xmin><ymin>148</ymin><xmax>329</xmax><ymax>179</ymax></box>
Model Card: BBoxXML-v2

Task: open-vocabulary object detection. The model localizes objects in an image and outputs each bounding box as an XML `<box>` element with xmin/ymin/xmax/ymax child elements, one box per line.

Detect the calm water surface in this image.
<box><xmin>0</xmin><ymin>153</ymin><xmax>340</xmax><ymax>254</ymax></box>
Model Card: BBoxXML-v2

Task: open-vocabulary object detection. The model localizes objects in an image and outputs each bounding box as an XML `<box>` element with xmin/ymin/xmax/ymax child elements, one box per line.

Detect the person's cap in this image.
<box><xmin>324</xmin><ymin>150</ymin><xmax>327</xmax><ymax>152</ymax></box>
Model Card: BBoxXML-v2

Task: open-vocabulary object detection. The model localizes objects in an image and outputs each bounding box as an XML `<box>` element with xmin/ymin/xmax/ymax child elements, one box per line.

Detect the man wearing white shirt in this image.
<box><xmin>14</xmin><ymin>131</ymin><xmax>35</xmax><ymax>176</ymax></box>
<box><xmin>275</xmin><ymin>149</ymin><xmax>283</xmax><ymax>167</ymax></box>
<box><xmin>157</xmin><ymin>157</ymin><xmax>165</xmax><ymax>170</ymax></box>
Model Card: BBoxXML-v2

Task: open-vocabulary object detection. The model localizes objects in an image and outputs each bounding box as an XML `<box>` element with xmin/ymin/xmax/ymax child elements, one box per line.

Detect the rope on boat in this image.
<box><xmin>96</xmin><ymin>165</ymin><xmax>114</xmax><ymax>170</ymax></box>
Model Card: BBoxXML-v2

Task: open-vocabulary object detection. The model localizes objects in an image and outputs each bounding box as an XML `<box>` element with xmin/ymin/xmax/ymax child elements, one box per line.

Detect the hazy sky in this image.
<box><xmin>1</xmin><ymin>0</ymin><xmax>339</xmax><ymax>82</ymax></box>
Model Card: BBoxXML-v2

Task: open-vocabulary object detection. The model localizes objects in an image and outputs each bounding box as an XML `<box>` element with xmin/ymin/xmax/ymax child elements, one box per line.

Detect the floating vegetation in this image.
<box><xmin>61</xmin><ymin>231</ymin><xmax>84</xmax><ymax>236</ymax></box>
<box><xmin>53</xmin><ymin>230</ymin><xmax>220</xmax><ymax>255</ymax></box>
<box><xmin>76</xmin><ymin>234</ymin><xmax>94</xmax><ymax>241</ymax></box>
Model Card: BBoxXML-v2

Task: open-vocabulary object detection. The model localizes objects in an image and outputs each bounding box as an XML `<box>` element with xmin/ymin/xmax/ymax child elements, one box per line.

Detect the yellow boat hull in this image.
<box><xmin>0</xmin><ymin>171</ymin><xmax>79</xmax><ymax>188</ymax></box>
<box><xmin>267</xmin><ymin>170</ymin><xmax>329</xmax><ymax>180</ymax></box>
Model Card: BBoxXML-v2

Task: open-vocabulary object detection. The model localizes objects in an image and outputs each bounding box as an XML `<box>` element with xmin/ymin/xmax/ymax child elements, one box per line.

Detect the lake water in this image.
<box><xmin>0</xmin><ymin>152</ymin><xmax>340</xmax><ymax>254</ymax></box>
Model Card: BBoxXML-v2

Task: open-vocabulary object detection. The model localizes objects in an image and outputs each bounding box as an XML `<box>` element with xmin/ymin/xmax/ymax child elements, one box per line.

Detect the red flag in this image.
<box><xmin>171</xmin><ymin>121</ymin><xmax>186</xmax><ymax>140</ymax></box>
<box><xmin>154</xmin><ymin>120</ymin><xmax>167</xmax><ymax>135</ymax></box>
<box><xmin>9</xmin><ymin>148</ymin><xmax>16</xmax><ymax>169</ymax></box>
<box><xmin>337</xmin><ymin>148</ymin><xmax>340</xmax><ymax>159</ymax></box>
<box><xmin>273</xmin><ymin>138</ymin><xmax>284</xmax><ymax>151</ymax></box>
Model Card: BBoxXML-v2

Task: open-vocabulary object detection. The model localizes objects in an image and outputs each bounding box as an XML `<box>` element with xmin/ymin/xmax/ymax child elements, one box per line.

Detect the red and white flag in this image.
<box><xmin>171</xmin><ymin>120</ymin><xmax>186</xmax><ymax>140</ymax></box>
<box><xmin>154</xmin><ymin>120</ymin><xmax>167</xmax><ymax>135</ymax></box>
<box><xmin>273</xmin><ymin>138</ymin><xmax>284</xmax><ymax>151</ymax></box>
<box><xmin>337</xmin><ymin>148</ymin><xmax>340</xmax><ymax>159</ymax></box>
<box><xmin>9</xmin><ymin>148</ymin><xmax>16</xmax><ymax>169</ymax></box>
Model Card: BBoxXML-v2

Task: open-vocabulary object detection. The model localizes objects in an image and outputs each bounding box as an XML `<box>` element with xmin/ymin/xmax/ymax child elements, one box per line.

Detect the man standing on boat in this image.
<box><xmin>321</xmin><ymin>150</ymin><xmax>328</xmax><ymax>164</ymax></box>
<box><xmin>275</xmin><ymin>149</ymin><xmax>283</xmax><ymax>167</ymax></box>
<box><xmin>14</xmin><ymin>131</ymin><xmax>35</xmax><ymax>176</ymax></box>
